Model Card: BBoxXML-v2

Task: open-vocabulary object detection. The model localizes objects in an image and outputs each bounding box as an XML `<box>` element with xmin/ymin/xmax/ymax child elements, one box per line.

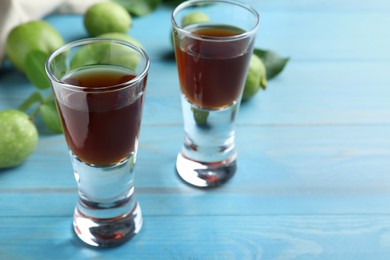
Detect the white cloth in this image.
<box><xmin>0</xmin><ymin>0</ymin><xmax>108</xmax><ymax>65</ymax></box>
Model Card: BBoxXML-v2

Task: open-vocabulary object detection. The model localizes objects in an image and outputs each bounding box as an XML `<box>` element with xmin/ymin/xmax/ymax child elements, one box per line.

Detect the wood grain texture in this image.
<box><xmin>2</xmin><ymin>216</ymin><xmax>390</xmax><ymax>259</ymax></box>
<box><xmin>1</xmin><ymin>126</ymin><xmax>390</xmax><ymax>218</ymax></box>
<box><xmin>1</xmin><ymin>0</ymin><xmax>390</xmax><ymax>258</ymax></box>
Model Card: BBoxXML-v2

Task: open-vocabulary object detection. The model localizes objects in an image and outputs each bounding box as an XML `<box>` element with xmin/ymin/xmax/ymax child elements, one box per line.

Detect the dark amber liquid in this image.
<box><xmin>175</xmin><ymin>25</ymin><xmax>254</xmax><ymax>109</ymax></box>
<box><xmin>59</xmin><ymin>66</ymin><xmax>146</xmax><ymax>165</ymax></box>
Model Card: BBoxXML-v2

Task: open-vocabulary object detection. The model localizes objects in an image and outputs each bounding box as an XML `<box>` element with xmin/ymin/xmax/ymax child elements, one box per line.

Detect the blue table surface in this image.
<box><xmin>1</xmin><ymin>0</ymin><xmax>390</xmax><ymax>259</ymax></box>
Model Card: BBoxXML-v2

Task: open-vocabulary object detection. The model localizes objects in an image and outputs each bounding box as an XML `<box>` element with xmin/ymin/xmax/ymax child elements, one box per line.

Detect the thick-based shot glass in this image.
<box><xmin>46</xmin><ymin>39</ymin><xmax>149</xmax><ymax>247</ymax></box>
<box><xmin>172</xmin><ymin>0</ymin><xmax>260</xmax><ymax>187</ymax></box>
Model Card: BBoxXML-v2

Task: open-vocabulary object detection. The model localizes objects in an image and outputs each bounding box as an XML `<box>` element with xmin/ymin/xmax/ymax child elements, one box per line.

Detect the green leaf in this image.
<box><xmin>114</xmin><ymin>0</ymin><xmax>162</xmax><ymax>16</ymax></box>
<box><xmin>163</xmin><ymin>0</ymin><xmax>186</xmax><ymax>6</ymax></box>
<box><xmin>24</xmin><ymin>50</ymin><xmax>51</xmax><ymax>89</ymax></box>
<box><xmin>39</xmin><ymin>99</ymin><xmax>63</xmax><ymax>133</ymax></box>
<box><xmin>50</xmin><ymin>52</ymin><xmax>68</xmax><ymax>80</ymax></box>
<box><xmin>18</xmin><ymin>91</ymin><xmax>44</xmax><ymax>112</ymax></box>
<box><xmin>253</xmin><ymin>48</ymin><xmax>289</xmax><ymax>80</ymax></box>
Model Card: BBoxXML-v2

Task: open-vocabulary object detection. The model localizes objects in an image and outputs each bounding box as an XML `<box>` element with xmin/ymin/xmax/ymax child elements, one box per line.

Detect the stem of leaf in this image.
<box><xmin>29</xmin><ymin>93</ymin><xmax>53</xmax><ymax>121</ymax></box>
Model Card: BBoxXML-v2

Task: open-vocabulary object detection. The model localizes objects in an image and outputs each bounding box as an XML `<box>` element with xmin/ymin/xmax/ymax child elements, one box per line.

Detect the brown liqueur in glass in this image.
<box><xmin>175</xmin><ymin>24</ymin><xmax>253</xmax><ymax>110</ymax></box>
<box><xmin>59</xmin><ymin>66</ymin><xmax>146</xmax><ymax>165</ymax></box>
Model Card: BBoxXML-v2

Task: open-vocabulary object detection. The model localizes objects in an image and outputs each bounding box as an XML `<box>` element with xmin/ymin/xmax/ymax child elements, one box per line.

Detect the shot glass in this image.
<box><xmin>46</xmin><ymin>39</ymin><xmax>150</xmax><ymax>247</ymax></box>
<box><xmin>172</xmin><ymin>0</ymin><xmax>260</xmax><ymax>187</ymax></box>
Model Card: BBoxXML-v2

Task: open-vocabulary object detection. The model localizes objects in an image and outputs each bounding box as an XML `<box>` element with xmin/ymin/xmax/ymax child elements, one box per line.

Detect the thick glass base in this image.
<box><xmin>177</xmin><ymin>95</ymin><xmax>239</xmax><ymax>188</ymax></box>
<box><xmin>176</xmin><ymin>152</ymin><xmax>236</xmax><ymax>188</ymax></box>
<box><xmin>73</xmin><ymin>202</ymin><xmax>142</xmax><ymax>247</ymax></box>
<box><xmin>70</xmin><ymin>152</ymin><xmax>142</xmax><ymax>247</ymax></box>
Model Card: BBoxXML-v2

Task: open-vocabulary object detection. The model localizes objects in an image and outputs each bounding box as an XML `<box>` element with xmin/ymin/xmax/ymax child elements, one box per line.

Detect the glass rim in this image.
<box><xmin>171</xmin><ymin>0</ymin><xmax>260</xmax><ymax>42</ymax></box>
<box><xmin>45</xmin><ymin>38</ymin><xmax>150</xmax><ymax>93</ymax></box>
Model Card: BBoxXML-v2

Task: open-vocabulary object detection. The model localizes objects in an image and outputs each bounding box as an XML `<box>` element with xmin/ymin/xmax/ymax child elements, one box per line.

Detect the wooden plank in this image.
<box><xmin>2</xmin><ymin>12</ymin><xmax>390</xmax><ymax>125</ymax></box>
<box><xmin>144</xmin><ymin>60</ymin><xmax>390</xmax><ymax>125</ymax></box>
<box><xmin>247</xmin><ymin>0</ymin><xmax>390</xmax><ymax>12</ymax></box>
<box><xmin>1</xmin><ymin>125</ymin><xmax>389</xmax><ymax>217</ymax></box>
<box><xmin>40</xmin><ymin>8</ymin><xmax>390</xmax><ymax>62</ymax></box>
<box><xmin>1</xmin><ymin>125</ymin><xmax>389</xmax><ymax>189</ymax></box>
<box><xmin>1</xmin><ymin>1</ymin><xmax>389</xmax><ymax>258</ymax></box>
<box><xmin>1</xmin><ymin>215</ymin><xmax>390</xmax><ymax>259</ymax></box>
<box><xmin>2</xmin><ymin>186</ymin><xmax>390</xmax><ymax>217</ymax></box>
<box><xmin>2</xmin><ymin>60</ymin><xmax>390</xmax><ymax>125</ymax></box>
<box><xmin>140</xmin><ymin>10</ymin><xmax>390</xmax><ymax>60</ymax></box>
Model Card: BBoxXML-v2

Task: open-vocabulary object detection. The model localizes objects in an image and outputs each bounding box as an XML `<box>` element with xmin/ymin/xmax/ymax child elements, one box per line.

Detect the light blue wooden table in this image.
<box><xmin>1</xmin><ymin>0</ymin><xmax>390</xmax><ymax>259</ymax></box>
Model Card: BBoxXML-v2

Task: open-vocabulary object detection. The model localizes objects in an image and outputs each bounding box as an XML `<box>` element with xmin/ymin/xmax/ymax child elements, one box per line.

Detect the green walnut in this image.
<box><xmin>242</xmin><ymin>54</ymin><xmax>267</xmax><ymax>101</ymax></box>
<box><xmin>0</xmin><ymin>110</ymin><xmax>38</xmax><ymax>169</ymax></box>
<box><xmin>84</xmin><ymin>2</ymin><xmax>132</xmax><ymax>37</ymax></box>
<box><xmin>172</xmin><ymin>11</ymin><xmax>209</xmax><ymax>46</ymax></box>
<box><xmin>96</xmin><ymin>32</ymin><xmax>143</xmax><ymax>49</ymax></box>
<box><xmin>181</xmin><ymin>11</ymin><xmax>209</xmax><ymax>27</ymax></box>
<box><xmin>70</xmin><ymin>40</ymin><xmax>141</xmax><ymax>72</ymax></box>
<box><xmin>5</xmin><ymin>20</ymin><xmax>64</xmax><ymax>73</ymax></box>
